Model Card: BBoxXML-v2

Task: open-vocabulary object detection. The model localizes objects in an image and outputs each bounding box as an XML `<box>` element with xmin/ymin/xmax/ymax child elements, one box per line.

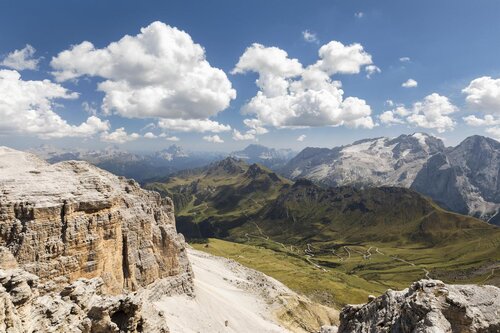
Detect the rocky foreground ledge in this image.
<box><xmin>336</xmin><ymin>279</ymin><xmax>500</xmax><ymax>333</ymax></box>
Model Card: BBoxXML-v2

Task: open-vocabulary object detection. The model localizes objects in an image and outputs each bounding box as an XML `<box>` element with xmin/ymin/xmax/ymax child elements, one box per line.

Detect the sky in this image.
<box><xmin>1</xmin><ymin>0</ymin><xmax>500</xmax><ymax>152</ymax></box>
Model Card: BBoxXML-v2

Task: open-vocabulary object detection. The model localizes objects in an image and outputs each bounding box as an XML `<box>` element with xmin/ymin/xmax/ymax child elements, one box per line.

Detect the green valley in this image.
<box><xmin>146</xmin><ymin>158</ymin><xmax>500</xmax><ymax>307</ymax></box>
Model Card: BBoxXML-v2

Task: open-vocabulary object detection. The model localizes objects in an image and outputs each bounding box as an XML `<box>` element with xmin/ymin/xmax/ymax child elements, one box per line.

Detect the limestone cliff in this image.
<box><xmin>0</xmin><ymin>147</ymin><xmax>192</xmax><ymax>295</ymax></box>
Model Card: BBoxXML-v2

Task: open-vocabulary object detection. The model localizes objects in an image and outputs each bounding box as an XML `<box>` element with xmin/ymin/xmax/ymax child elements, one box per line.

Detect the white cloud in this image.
<box><xmin>402</xmin><ymin>79</ymin><xmax>418</xmax><ymax>88</ymax></box>
<box><xmin>406</xmin><ymin>93</ymin><xmax>458</xmax><ymax>132</ymax></box>
<box><xmin>0</xmin><ymin>69</ymin><xmax>110</xmax><ymax>139</ymax></box>
<box><xmin>316</xmin><ymin>41</ymin><xmax>372</xmax><ymax>75</ymax></box>
<box><xmin>354</xmin><ymin>12</ymin><xmax>364</xmax><ymax>18</ymax></box>
<box><xmin>463</xmin><ymin>115</ymin><xmax>500</xmax><ymax>126</ymax></box>
<box><xmin>165</xmin><ymin>135</ymin><xmax>180</xmax><ymax>141</ymax></box>
<box><xmin>365</xmin><ymin>65</ymin><xmax>381</xmax><ymax>78</ymax></box>
<box><xmin>144</xmin><ymin>132</ymin><xmax>157</xmax><ymax>139</ymax></box>
<box><xmin>1</xmin><ymin>45</ymin><xmax>40</xmax><ymax>70</ymax></box>
<box><xmin>243</xmin><ymin>118</ymin><xmax>268</xmax><ymax>134</ymax></box>
<box><xmin>203</xmin><ymin>134</ymin><xmax>224</xmax><ymax>143</ymax></box>
<box><xmin>232</xmin><ymin>129</ymin><xmax>256</xmax><ymax>141</ymax></box>
<box><xmin>486</xmin><ymin>127</ymin><xmax>500</xmax><ymax>140</ymax></box>
<box><xmin>51</xmin><ymin>21</ymin><xmax>236</xmax><ymax>122</ymax></box>
<box><xmin>385</xmin><ymin>99</ymin><xmax>394</xmax><ymax>107</ymax></box>
<box><xmin>233</xmin><ymin>42</ymin><xmax>375</xmax><ymax>130</ymax></box>
<box><xmin>381</xmin><ymin>94</ymin><xmax>458</xmax><ymax>132</ymax></box>
<box><xmin>297</xmin><ymin>134</ymin><xmax>306</xmax><ymax>142</ymax></box>
<box><xmin>379</xmin><ymin>110</ymin><xmax>405</xmax><ymax>125</ymax></box>
<box><xmin>101</xmin><ymin>128</ymin><xmax>140</xmax><ymax>144</ymax></box>
<box><xmin>302</xmin><ymin>30</ymin><xmax>318</xmax><ymax>43</ymax></box>
<box><xmin>462</xmin><ymin>76</ymin><xmax>500</xmax><ymax>114</ymax></box>
<box><xmin>232</xmin><ymin>43</ymin><xmax>303</xmax><ymax>97</ymax></box>
<box><xmin>157</xmin><ymin>118</ymin><xmax>230</xmax><ymax>133</ymax></box>
<box><xmin>82</xmin><ymin>101</ymin><xmax>97</xmax><ymax>116</ymax></box>
<box><xmin>399</xmin><ymin>57</ymin><xmax>411</xmax><ymax>62</ymax></box>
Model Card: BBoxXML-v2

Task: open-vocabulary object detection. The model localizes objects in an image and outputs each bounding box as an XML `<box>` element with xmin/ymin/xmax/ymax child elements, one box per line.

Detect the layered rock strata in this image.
<box><xmin>0</xmin><ymin>147</ymin><xmax>192</xmax><ymax>294</ymax></box>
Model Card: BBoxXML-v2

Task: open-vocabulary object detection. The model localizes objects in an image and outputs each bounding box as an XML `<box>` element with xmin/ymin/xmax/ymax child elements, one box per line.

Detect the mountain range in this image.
<box><xmin>146</xmin><ymin>157</ymin><xmax>500</xmax><ymax>305</ymax></box>
<box><xmin>230</xmin><ymin>144</ymin><xmax>296</xmax><ymax>169</ymax></box>
<box><xmin>29</xmin><ymin>144</ymin><xmax>223</xmax><ymax>183</ymax></box>
<box><xmin>282</xmin><ymin>133</ymin><xmax>500</xmax><ymax>225</ymax></box>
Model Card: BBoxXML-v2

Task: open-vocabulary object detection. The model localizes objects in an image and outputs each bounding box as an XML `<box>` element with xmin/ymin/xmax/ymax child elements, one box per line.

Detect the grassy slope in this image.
<box><xmin>148</xmin><ymin>158</ymin><xmax>500</xmax><ymax>306</ymax></box>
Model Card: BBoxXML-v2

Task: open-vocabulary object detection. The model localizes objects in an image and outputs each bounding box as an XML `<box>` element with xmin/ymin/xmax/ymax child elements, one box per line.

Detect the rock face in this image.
<box><xmin>0</xmin><ymin>147</ymin><xmax>193</xmax><ymax>294</ymax></box>
<box><xmin>281</xmin><ymin>133</ymin><xmax>500</xmax><ymax>224</ymax></box>
<box><xmin>0</xmin><ymin>267</ymin><xmax>170</xmax><ymax>333</ymax></box>
<box><xmin>413</xmin><ymin>135</ymin><xmax>500</xmax><ymax>224</ymax></box>
<box><xmin>338</xmin><ymin>279</ymin><xmax>500</xmax><ymax>333</ymax></box>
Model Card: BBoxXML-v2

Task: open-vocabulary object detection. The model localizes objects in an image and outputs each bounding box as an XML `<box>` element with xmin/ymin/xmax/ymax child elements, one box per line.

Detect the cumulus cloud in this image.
<box><xmin>486</xmin><ymin>127</ymin><xmax>500</xmax><ymax>140</ymax></box>
<box><xmin>0</xmin><ymin>69</ymin><xmax>109</xmax><ymax>139</ymax></box>
<box><xmin>402</xmin><ymin>79</ymin><xmax>418</xmax><ymax>88</ymax></box>
<box><xmin>100</xmin><ymin>128</ymin><xmax>140</xmax><ymax>144</ymax></box>
<box><xmin>463</xmin><ymin>114</ymin><xmax>500</xmax><ymax>127</ymax></box>
<box><xmin>143</xmin><ymin>132</ymin><xmax>157</xmax><ymax>139</ymax></box>
<box><xmin>406</xmin><ymin>94</ymin><xmax>458</xmax><ymax>132</ymax></box>
<box><xmin>203</xmin><ymin>134</ymin><xmax>224</xmax><ymax>143</ymax></box>
<box><xmin>297</xmin><ymin>134</ymin><xmax>306</xmax><ymax>142</ymax></box>
<box><xmin>302</xmin><ymin>30</ymin><xmax>318</xmax><ymax>43</ymax></box>
<box><xmin>1</xmin><ymin>45</ymin><xmax>40</xmax><ymax>70</ymax></box>
<box><xmin>379</xmin><ymin>110</ymin><xmax>405</xmax><ymax>125</ymax></box>
<box><xmin>232</xmin><ymin>129</ymin><xmax>256</xmax><ymax>141</ymax></box>
<box><xmin>380</xmin><ymin>94</ymin><xmax>457</xmax><ymax>132</ymax></box>
<box><xmin>462</xmin><ymin>76</ymin><xmax>500</xmax><ymax>114</ymax></box>
<box><xmin>51</xmin><ymin>21</ymin><xmax>236</xmax><ymax>125</ymax></box>
<box><xmin>316</xmin><ymin>41</ymin><xmax>372</xmax><ymax>75</ymax></box>
<box><xmin>399</xmin><ymin>57</ymin><xmax>411</xmax><ymax>62</ymax></box>
<box><xmin>82</xmin><ymin>101</ymin><xmax>97</xmax><ymax>116</ymax></box>
<box><xmin>365</xmin><ymin>65</ymin><xmax>381</xmax><ymax>78</ymax></box>
<box><xmin>233</xmin><ymin>41</ymin><xmax>376</xmax><ymax>132</ymax></box>
<box><xmin>157</xmin><ymin>118</ymin><xmax>230</xmax><ymax>133</ymax></box>
<box><xmin>164</xmin><ymin>135</ymin><xmax>180</xmax><ymax>141</ymax></box>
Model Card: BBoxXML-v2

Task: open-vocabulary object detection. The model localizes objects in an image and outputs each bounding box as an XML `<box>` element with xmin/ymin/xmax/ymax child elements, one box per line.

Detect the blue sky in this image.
<box><xmin>1</xmin><ymin>0</ymin><xmax>500</xmax><ymax>152</ymax></box>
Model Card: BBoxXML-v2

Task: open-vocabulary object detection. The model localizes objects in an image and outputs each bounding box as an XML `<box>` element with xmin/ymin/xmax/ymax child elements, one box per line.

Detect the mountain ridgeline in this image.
<box><xmin>146</xmin><ymin>157</ymin><xmax>500</xmax><ymax>305</ymax></box>
<box><xmin>281</xmin><ymin>133</ymin><xmax>500</xmax><ymax>224</ymax></box>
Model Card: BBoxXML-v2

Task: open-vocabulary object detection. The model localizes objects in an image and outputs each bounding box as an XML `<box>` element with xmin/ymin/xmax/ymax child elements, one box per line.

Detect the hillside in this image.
<box><xmin>147</xmin><ymin>158</ymin><xmax>500</xmax><ymax>306</ymax></box>
<box><xmin>145</xmin><ymin>157</ymin><xmax>292</xmax><ymax>237</ymax></box>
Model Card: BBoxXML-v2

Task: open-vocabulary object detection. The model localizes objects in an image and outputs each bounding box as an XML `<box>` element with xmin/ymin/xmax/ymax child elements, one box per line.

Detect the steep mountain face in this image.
<box><xmin>282</xmin><ymin>133</ymin><xmax>500</xmax><ymax>223</ymax></box>
<box><xmin>0</xmin><ymin>147</ymin><xmax>193</xmax><ymax>294</ymax></box>
<box><xmin>282</xmin><ymin>133</ymin><xmax>444</xmax><ymax>188</ymax></box>
<box><xmin>338</xmin><ymin>279</ymin><xmax>500</xmax><ymax>332</ymax></box>
<box><xmin>413</xmin><ymin>135</ymin><xmax>500</xmax><ymax>223</ymax></box>
<box><xmin>231</xmin><ymin>144</ymin><xmax>296</xmax><ymax>169</ymax></box>
<box><xmin>30</xmin><ymin>144</ymin><xmax>221</xmax><ymax>183</ymax></box>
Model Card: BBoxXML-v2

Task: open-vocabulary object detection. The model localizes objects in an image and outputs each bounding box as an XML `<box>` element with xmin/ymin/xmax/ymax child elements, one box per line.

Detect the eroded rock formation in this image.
<box><xmin>0</xmin><ymin>267</ymin><xmax>170</xmax><ymax>333</ymax></box>
<box><xmin>338</xmin><ymin>279</ymin><xmax>500</xmax><ymax>332</ymax></box>
<box><xmin>0</xmin><ymin>147</ymin><xmax>193</xmax><ymax>294</ymax></box>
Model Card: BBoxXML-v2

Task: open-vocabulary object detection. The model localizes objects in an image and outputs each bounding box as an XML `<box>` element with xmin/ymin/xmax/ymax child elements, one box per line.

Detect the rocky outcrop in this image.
<box><xmin>0</xmin><ymin>147</ymin><xmax>192</xmax><ymax>294</ymax></box>
<box><xmin>0</xmin><ymin>267</ymin><xmax>170</xmax><ymax>333</ymax></box>
<box><xmin>338</xmin><ymin>279</ymin><xmax>500</xmax><ymax>332</ymax></box>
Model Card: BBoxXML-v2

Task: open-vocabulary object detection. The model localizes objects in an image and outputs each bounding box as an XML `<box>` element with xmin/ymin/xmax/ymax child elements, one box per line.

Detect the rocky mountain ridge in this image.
<box><xmin>338</xmin><ymin>279</ymin><xmax>500</xmax><ymax>332</ymax></box>
<box><xmin>282</xmin><ymin>133</ymin><xmax>500</xmax><ymax>224</ymax></box>
<box><xmin>231</xmin><ymin>144</ymin><xmax>296</xmax><ymax>169</ymax></box>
